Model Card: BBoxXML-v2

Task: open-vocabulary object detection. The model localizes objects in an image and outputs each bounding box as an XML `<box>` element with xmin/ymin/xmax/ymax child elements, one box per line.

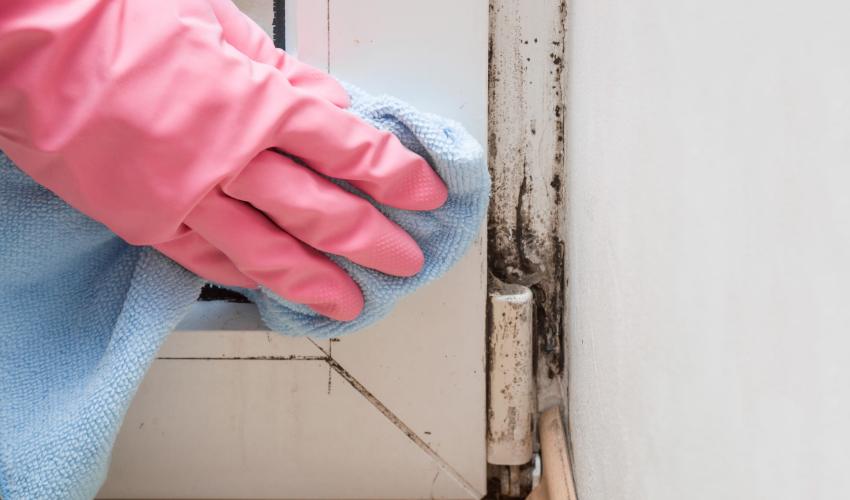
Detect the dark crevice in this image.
<box><xmin>273</xmin><ymin>0</ymin><xmax>285</xmax><ymax>50</ymax></box>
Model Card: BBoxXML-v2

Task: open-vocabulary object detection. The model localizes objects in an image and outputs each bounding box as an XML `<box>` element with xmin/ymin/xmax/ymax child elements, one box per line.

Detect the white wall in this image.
<box><xmin>566</xmin><ymin>1</ymin><xmax>850</xmax><ymax>499</ymax></box>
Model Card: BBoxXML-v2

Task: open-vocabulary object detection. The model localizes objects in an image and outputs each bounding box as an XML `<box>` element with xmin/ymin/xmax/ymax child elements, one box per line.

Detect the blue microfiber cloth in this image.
<box><xmin>0</xmin><ymin>85</ymin><xmax>490</xmax><ymax>499</ymax></box>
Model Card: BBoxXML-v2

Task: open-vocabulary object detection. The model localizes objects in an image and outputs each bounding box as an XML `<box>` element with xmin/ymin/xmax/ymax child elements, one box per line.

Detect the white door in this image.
<box><xmin>98</xmin><ymin>1</ymin><xmax>488</xmax><ymax>499</ymax></box>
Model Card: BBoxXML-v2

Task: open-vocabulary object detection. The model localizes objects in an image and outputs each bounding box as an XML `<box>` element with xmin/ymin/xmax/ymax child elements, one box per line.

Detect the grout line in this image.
<box><xmin>326</xmin><ymin>0</ymin><xmax>331</xmax><ymax>72</ymax></box>
<box><xmin>307</xmin><ymin>339</ymin><xmax>484</xmax><ymax>499</ymax></box>
<box><xmin>327</xmin><ymin>339</ymin><xmax>334</xmax><ymax>394</ymax></box>
<box><xmin>157</xmin><ymin>356</ymin><xmax>327</xmax><ymax>361</ymax></box>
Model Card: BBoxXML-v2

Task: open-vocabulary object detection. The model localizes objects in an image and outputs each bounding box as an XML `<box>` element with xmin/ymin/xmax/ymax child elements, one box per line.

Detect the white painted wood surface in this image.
<box><xmin>98</xmin><ymin>1</ymin><xmax>488</xmax><ymax>498</ymax></box>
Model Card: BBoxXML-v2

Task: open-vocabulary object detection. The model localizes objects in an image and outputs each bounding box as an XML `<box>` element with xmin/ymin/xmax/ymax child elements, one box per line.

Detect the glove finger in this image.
<box><xmin>272</xmin><ymin>87</ymin><xmax>449</xmax><ymax>211</ymax></box>
<box><xmin>154</xmin><ymin>230</ymin><xmax>258</xmax><ymax>288</ymax></box>
<box><xmin>224</xmin><ymin>151</ymin><xmax>425</xmax><ymax>277</ymax></box>
<box><xmin>186</xmin><ymin>188</ymin><xmax>365</xmax><ymax>321</ymax></box>
<box><xmin>207</xmin><ymin>0</ymin><xmax>350</xmax><ymax>108</ymax></box>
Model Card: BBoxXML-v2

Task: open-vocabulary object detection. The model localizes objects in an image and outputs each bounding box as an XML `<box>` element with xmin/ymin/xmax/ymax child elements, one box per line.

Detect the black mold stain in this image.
<box><xmin>487</xmin><ymin>0</ymin><xmax>568</xmax><ymax>385</ymax></box>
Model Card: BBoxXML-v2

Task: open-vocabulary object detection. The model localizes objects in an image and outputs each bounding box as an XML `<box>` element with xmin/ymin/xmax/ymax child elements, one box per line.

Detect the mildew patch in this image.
<box><xmin>488</xmin><ymin>0</ymin><xmax>568</xmax><ymax>408</ymax></box>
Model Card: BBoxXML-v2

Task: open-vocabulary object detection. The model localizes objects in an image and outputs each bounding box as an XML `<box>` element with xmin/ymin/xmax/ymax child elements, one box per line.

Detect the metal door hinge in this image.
<box><xmin>486</xmin><ymin>281</ymin><xmax>577</xmax><ymax>499</ymax></box>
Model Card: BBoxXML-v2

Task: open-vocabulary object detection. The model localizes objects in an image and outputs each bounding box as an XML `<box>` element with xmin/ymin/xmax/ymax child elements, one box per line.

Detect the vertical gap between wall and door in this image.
<box><xmin>273</xmin><ymin>0</ymin><xmax>286</xmax><ymax>50</ymax></box>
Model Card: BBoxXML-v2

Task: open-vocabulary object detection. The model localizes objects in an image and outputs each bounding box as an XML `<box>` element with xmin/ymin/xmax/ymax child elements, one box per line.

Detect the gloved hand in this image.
<box><xmin>0</xmin><ymin>0</ymin><xmax>447</xmax><ymax>321</ymax></box>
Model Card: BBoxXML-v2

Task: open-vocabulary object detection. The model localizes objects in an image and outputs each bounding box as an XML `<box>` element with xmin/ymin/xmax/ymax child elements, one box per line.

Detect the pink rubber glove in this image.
<box><xmin>0</xmin><ymin>0</ymin><xmax>447</xmax><ymax>321</ymax></box>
